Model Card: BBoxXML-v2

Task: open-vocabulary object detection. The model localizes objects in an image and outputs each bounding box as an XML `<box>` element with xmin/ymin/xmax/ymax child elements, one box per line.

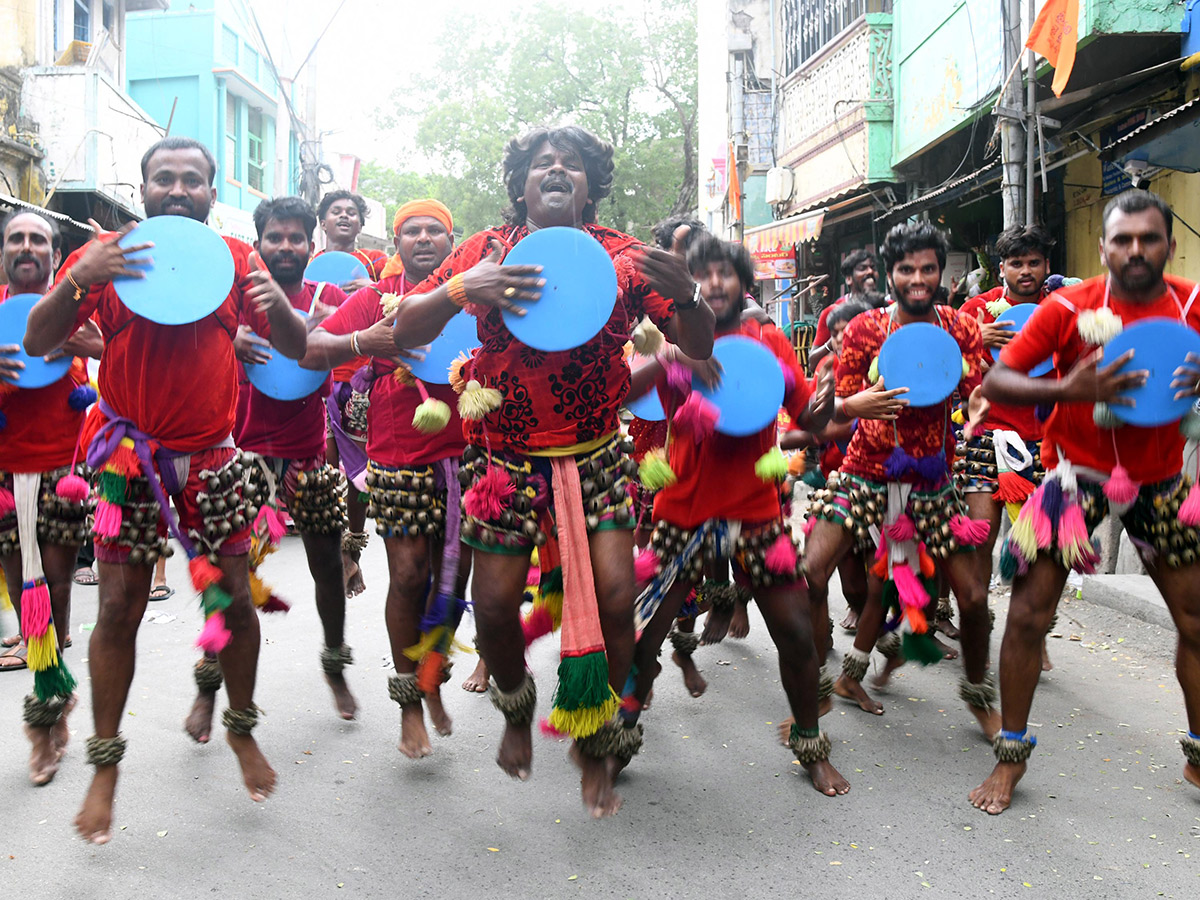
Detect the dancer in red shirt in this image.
<box><xmin>24</xmin><ymin>137</ymin><xmax>307</xmax><ymax>843</ymax></box>
<box><xmin>971</xmin><ymin>190</ymin><xmax>1200</xmax><ymax>814</ymax></box>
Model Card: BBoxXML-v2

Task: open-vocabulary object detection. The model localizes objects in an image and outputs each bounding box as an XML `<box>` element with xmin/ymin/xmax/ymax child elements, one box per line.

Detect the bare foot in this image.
<box><xmin>839</xmin><ymin>608</ymin><xmax>860</xmax><ymax>632</ymax></box>
<box><xmin>398</xmin><ymin>703</ymin><xmax>433</xmax><ymax>758</ymax></box>
<box><xmin>869</xmin><ymin>655</ymin><xmax>905</xmax><ymax>689</ymax></box>
<box><xmin>461</xmin><ymin>658</ymin><xmax>489</xmax><ymax>692</ymax></box>
<box><xmin>728</xmin><ymin>602</ymin><xmax>750</xmax><ymax>640</ymax></box>
<box><xmin>700</xmin><ymin>607</ymin><xmax>733</xmax><ymax>645</ymax></box>
<box><xmin>226</xmin><ymin>732</ymin><xmax>277</xmax><ymax>802</ymax></box>
<box><xmin>969</xmin><ymin>760</ymin><xmax>1026</xmax><ymax>814</ymax></box>
<box><xmin>570</xmin><ymin>744</ymin><xmax>622</xmax><ymax>818</ymax></box>
<box><xmin>968</xmin><ymin>704</ymin><xmax>1002</xmax><ymax>741</ymax></box>
<box><xmin>818</xmin><ymin>695</ymin><xmax>833</xmax><ymax>717</ymax></box>
<box><xmin>834</xmin><ymin>674</ymin><xmax>884</xmax><ymax>715</ymax></box>
<box><xmin>184</xmin><ymin>690</ymin><xmax>217</xmax><ymax>744</ymax></box>
<box><xmin>805</xmin><ymin>759</ymin><xmax>851</xmax><ymax>796</ymax></box>
<box><xmin>936</xmin><ymin>615</ymin><xmax>960</xmax><ymax>640</ymax></box>
<box><xmin>672</xmin><ymin>650</ymin><xmax>707</xmax><ymax>697</ymax></box>
<box><xmin>424</xmin><ymin>688</ymin><xmax>453</xmax><ymax>736</ymax></box>
<box><xmin>26</xmin><ymin>724</ymin><xmax>60</xmax><ymax>785</ymax></box>
<box><xmin>325</xmin><ymin>672</ymin><xmax>358</xmax><ymax>721</ymax></box>
<box><xmin>75</xmin><ymin>765</ymin><xmax>119</xmax><ymax>843</ymax></box>
<box><xmin>497</xmin><ymin>720</ymin><xmax>532</xmax><ymax>780</ymax></box>
<box><xmin>776</xmin><ymin>716</ymin><xmax>795</xmax><ymax>746</ymax></box>
<box><xmin>1041</xmin><ymin>638</ymin><xmax>1053</xmax><ymax>672</ymax></box>
<box><xmin>931</xmin><ymin>634</ymin><xmax>959</xmax><ymax>660</ymax></box>
<box><xmin>1185</xmin><ymin>761</ymin><xmax>1200</xmax><ymax>789</ymax></box>
<box><xmin>342</xmin><ymin>552</ymin><xmax>365</xmax><ymax>598</ymax></box>
<box><xmin>52</xmin><ymin>693</ymin><xmax>77</xmax><ymax>759</ymax></box>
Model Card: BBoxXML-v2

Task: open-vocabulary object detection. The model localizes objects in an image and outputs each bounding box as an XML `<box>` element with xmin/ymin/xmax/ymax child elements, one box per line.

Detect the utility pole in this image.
<box><xmin>1024</xmin><ymin>0</ymin><xmax>1037</xmax><ymax>225</ymax></box>
<box><xmin>999</xmin><ymin>0</ymin><xmax>1026</xmax><ymax>228</ymax></box>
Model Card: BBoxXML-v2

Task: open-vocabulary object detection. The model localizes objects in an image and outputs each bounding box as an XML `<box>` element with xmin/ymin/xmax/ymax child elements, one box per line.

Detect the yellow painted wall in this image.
<box><xmin>1063</xmin><ymin>152</ymin><xmax>1200</xmax><ymax>283</ymax></box>
<box><xmin>0</xmin><ymin>0</ymin><xmax>39</xmax><ymax>69</ymax></box>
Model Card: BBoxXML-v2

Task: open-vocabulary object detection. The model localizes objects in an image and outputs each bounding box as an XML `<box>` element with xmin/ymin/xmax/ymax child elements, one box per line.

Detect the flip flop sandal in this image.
<box><xmin>73</xmin><ymin>567</ymin><xmax>99</xmax><ymax>586</ymax></box>
<box><xmin>1</xmin><ymin>634</ymin><xmax>21</xmax><ymax>648</ymax></box>
<box><xmin>148</xmin><ymin>585</ymin><xmax>176</xmax><ymax>602</ymax></box>
<box><xmin>0</xmin><ymin>643</ymin><xmax>27</xmax><ymax>671</ymax></box>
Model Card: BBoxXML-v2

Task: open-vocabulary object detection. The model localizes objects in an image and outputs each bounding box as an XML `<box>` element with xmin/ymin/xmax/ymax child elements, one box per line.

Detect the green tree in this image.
<box><xmin>367</xmin><ymin>0</ymin><xmax>696</xmax><ymax>241</ymax></box>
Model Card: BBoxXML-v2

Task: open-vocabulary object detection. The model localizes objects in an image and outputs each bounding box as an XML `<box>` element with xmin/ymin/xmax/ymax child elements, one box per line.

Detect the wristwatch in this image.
<box><xmin>676</xmin><ymin>281</ymin><xmax>702</xmax><ymax>312</ymax></box>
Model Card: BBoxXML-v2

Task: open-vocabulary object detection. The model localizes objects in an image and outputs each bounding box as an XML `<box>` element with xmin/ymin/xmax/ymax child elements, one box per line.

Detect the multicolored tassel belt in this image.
<box><xmin>0</xmin><ymin>465</ymin><xmax>90</xmax><ymax>553</ymax></box>
<box><xmin>953</xmin><ymin>431</ymin><xmax>1043</xmax><ymax>497</ymax></box>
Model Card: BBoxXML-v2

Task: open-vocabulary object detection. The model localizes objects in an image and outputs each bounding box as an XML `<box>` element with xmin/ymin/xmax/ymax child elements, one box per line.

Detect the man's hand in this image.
<box><xmin>808</xmin><ymin>365</ymin><xmax>835</xmax><ymax>424</ymax></box>
<box><xmin>1059</xmin><ymin>348</ymin><xmax>1145</xmax><ymax>406</ymax></box>
<box><xmin>1172</xmin><ymin>351</ymin><xmax>1200</xmax><ymax>401</ymax></box>
<box><xmin>634</xmin><ymin>225</ymin><xmax>696</xmax><ymax>307</ymax></box>
<box><xmin>341</xmin><ymin>276</ymin><xmax>373</xmax><ymax>294</ymax></box>
<box><xmin>69</xmin><ymin>220</ymin><xmax>154</xmax><ymax>287</ymax></box>
<box><xmin>234</xmin><ymin>324</ymin><xmax>272</xmax><ymax>365</ymax></box>
<box><xmin>844</xmin><ymin>380</ymin><xmax>909</xmax><ymax>420</ymax></box>
<box><xmin>44</xmin><ymin>319</ymin><xmax>103</xmax><ymax>362</ymax></box>
<box><xmin>963</xmin><ymin>385</ymin><xmax>990</xmax><ymax>440</ymax></box>
<box><xmin>460</xmin><ymin>239</ymin><xmax>544</xmax><ymax>316</ymax></box>
<box><xmin>0</xmin><ymin>344</ymin><xmax>25</xmax><ymax>384</ymax></box>
<box><xmin>661</xmin><ymin>343</ymin><xmax>721</xmax><ymax>389</ymax></box>
<box><xmin>244</xmin><ymin>269</ymin><xmax>291</xmax><ymax>316</ymax></box>
<box><xmin>976</xmin><ymin>309</ymin><xmax>1015</xmax><ymax>349</ymax></box>
<box><xmin>308</xmin><ymin>300</ymin><xmax>337</xmax><ymax>331</ymax></box>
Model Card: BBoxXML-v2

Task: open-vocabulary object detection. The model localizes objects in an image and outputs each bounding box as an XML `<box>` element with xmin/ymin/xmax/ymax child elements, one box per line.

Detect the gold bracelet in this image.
<box><xmin>446</xmin><ymin>274</ymin><xmax>470</xmax><ymax>308</ymax></box>
<box><xmin>350</xmin><ymin>331</ymin><xmax>362</xmax><ymax>356</ymax></box>
<box><xmin>65</xmin><ymin>268</ymin><xmax>85</xmax><ymax>302</ymax></box>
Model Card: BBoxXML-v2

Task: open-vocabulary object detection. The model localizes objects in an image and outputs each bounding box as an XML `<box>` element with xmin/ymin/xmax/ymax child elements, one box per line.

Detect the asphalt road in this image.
<box><xmin>1</xmin><ymin>535</ymin><xmax>1197</xmax><ymax>899</ymax></box>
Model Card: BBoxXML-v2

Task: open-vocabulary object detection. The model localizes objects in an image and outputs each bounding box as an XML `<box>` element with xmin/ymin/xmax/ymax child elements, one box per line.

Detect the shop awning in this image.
<box><xmin>0</xmin><ymin>193</ymin><xmax>95</xmax><ymax>232</ymax></box>
<box><xmin>1099</xmin><ymin>96</ymin><xmax>1200</xmax><ymax>174</ymax></box>
<box><xmin>874</xmin><ymin>161</ymin><xmax>1002</xmax><ymax>224</ymax></box>
<box><xmin>743</xmin><ymin>209</ymin><xmax>826</xmax><ymax>256</ymax></box>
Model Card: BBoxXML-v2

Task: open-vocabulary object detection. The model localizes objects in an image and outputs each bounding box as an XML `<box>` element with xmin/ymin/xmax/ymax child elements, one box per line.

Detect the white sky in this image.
<box><xmin>244</xmin><ymin>0</ymin><xmax>647</xmax><ymax>167</ymax></box>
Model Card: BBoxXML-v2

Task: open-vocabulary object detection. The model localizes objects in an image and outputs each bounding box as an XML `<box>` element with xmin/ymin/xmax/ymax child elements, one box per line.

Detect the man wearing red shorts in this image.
<box><xmin>24</xmin><ymin>136</ymin><xmax>307</xmax><ymax>843</ymax></box>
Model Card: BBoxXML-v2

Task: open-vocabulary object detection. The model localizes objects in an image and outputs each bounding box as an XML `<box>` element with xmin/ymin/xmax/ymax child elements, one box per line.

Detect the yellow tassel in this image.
<box><xmin>379</xmin><ymin>292</ymin><xmax>402</xmax><ymax>317</ymax></box>
<box><xmin>458</xmin><ymin>379</ymin><xmax>503</xmax><ymax>420</ymax></box>
<box><xmin>393</xmin><ymin>366</ymin><xmax>416</xmax><ymax>387</ymax></box>
<box><xmin>985</xmin><ymin>297</ymin><xmax>1011</xmax><ymax>318</ymax></box>
<box><xmin>448</xmin><ymin>352</ymin><xmax>471</xmax><ymax>394</ymax></box>
<box><xmin>1009</xmin><ymin>510</ymin><xmax>1039</xmax><ymax>562</ymax></box>
<box><xmin>403</xmin><ymin>627</ymin><xmax>445</xmax><ymax>662</ymax></box>
<box><xmin>26</xmin><ymin>627</ymin><xmax>58</xmax><ymax>671</ymax></box>
<box><xmin>547</xmin><ymin>690</ymin><xmax>620</xmax><ymax>739</ymax></box>
<box><xmin>1005</xmin><ymin>501</ymin><xmax>1023</xmax><ymax>524</ymax></box>
<box><xmin>249</xmin><ymin>573</ymin><xmax>273</xmax><ymax>609</ymax></box>
<box><xmin>631</xmin><ymin>317</ymin><xmax>664</xmax><ymax>357</ymax></box>
<box><xmin>0</xmin><ymin>578</ymin><xmax>10</xmax><ymax>612</ymax></box>
<box><xmin>867</xmin><ymin>356</ymin><xmax>880</xmax><ymax>384</ymax></box>
<box><xmin>1076</xmin><ymin>308</ymin><xmax>1123</xmax><ymax>345</ymax></box>
<box><xmin>951</xmin><ymin>407</ymin><xmax>966</xmax><ymax>425</ymax></box>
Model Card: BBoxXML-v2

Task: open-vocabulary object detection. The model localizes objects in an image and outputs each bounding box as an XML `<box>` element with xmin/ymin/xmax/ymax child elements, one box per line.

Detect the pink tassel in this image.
<box><xmin>254</xmin><ymin>505</ymin><xmax>287</xmax><ymax>544</ymax></box>
<box><xmin>93</xmin><ymin>499</ymin><xmax>122</xmax><ymax>538</ymax></box>
<box><xmin>522</xmin><ymin>605</ymin><xmax>554</xmax><ymax>645</ymax></box>
<box><xmin>874</xmin><ymin>534</ymin><xmax>889</xmax><ymax>561</ymax></box>
<box><xmin>780</xmin><ymin>364</ymin><xmax>797</xmax><ymax>393</ymax></box>
<box><xmin>1056</xmin><ymin>503</ymin><xmax>1089</xmax><ymax>550</ymax></box>
<box><xmin>665</xmin><ymin>361</ymin><xmax>692</xmax><ymax>395</ymax></box>
<box><xmin>0</xmin><ymin>489</ymin><xmax>14</xmax><ymax>518</ymax></box>
<box><xmin>55</xmin><ymin>474</ymin><xmax>90</xmax><ymax>503</ymax></box>
<box><xmin>1027</xmin><ymin>498</ymin><xmax>1052</xmax><ymax>550</ymax></box>
<box><xmin>1180</xmin><ymin>482</ymin><xmax>1200</xmax><ymax>527</ymax></box>
<box><xmin>526</xmin><ymin>563</ymin><xmax>541</xmax><ymax>587</ymax></box>
<box><xmin>673</xmin><ymin>392</ymin><xmax>719</xmax><ymax>443</ymax></box>
<box><xmin>634</xmin><ymin>546</ymin><xmax>660</xmax><ymax>582</ymax></box>
<box><xmin>261</xmin><ymin>595</ymin><xmax>291</xmax><ymax>613</ymax></box>
<box><xmin>949</xmin><ymin>514</ymin><xmax>991</xmax><ymax>546</ymax></box>
<box><xmin>765</xmin><ymin>533</ymin><xmax>797</xmax><ymax>574</ymax></box>
<box><xmin>886</xmin><ymin>514</ymin><xmax>915</xmax><ymax>543</ymax></box>
<box><xmin>892</xmin><ymin>563</ymin><xmax>927</xmax><ymax>612</ymax></box>
<box><xmin>539</xmin><ymin>717</ymin><xmax>568</xmax><ymax>738</ymax></box>
<box><xmin>1103</xmin><ymin>465</ymin><xmax>1139</xmax><ymax>506</ymax></box>
<box><xmin>463</xmin><ymin>465</ymin><xmax>514</xmax><ymax>521</ymax></box>
<box><xmin>802</xmin><ymin>516</ymin><xmax>816</xmax><ymax>537</ymax></box>
<box><xmin>196</xmin><ymin>611</ymin><xmax>232</xmax><ymax>653</ymax></box>
<box><xmin>20</xmin><ymin>580</ymin><xmax>51</xmax><ymax>637</ymax></box>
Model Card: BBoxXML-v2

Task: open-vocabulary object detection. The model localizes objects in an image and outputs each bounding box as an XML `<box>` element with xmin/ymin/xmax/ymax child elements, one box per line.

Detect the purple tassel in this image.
<box><xmin>1040</xmin><ymin>477</ymin><xmax>1064</xmax><ymax>524</ymax></box>
<box><xmin>349</xmin><ymin>364</ymin><xmax>374</xmax><ymax>394</ymax></box>
<box><xmin>1035</xmin><ymin>402</ymin><xmax>1054</xmax><ymax>422</ymax></box>
<box><xmin>1043</xmin><ymin>274</ymin><xmax>1065</xmax><ymax>293</ymax></box>
<box><xmin>913</xmin><ymin>451</ymin><xmax>948</xmax><ymax>483</ymax></box>
<box><xmin>780</xmin><ymin>363</ymin><xmax>796</xmax><ymax>392</ymax></box>
<box><xmin>665</xmin><ymin>361</ymin><xmax>692</xmax><ymax>395</ymax></box>
<box><xmin>885</xmin><ymin>447</ymin><xmax>912</xmax><ymax>479</ymax></box>
<box><xmin>528</xmin><ymin>473</ymin><xmax>550</xmax><ymax>511</ymax></box>
<box><xmin>68</xmin><ymin>384</ymin><xmax>98</xmax><ymax>410</ymax></box>
<box><xmin>419</xmin><ymin>592</ymin><xmax>452</xmax><ymax>633</ymax></box>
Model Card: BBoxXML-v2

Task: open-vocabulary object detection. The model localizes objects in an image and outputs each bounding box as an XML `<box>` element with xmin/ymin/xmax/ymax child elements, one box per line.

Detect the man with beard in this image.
<box><xmin>392</xmin><ymin>125</ymin><xmax>714</xmax><ymax>818</ymax></box>
<box><xmin>0</xmin><ymin>210</ymin><xmax>100</xmax><ymax>783</ymax></box>
<box><xmin>302</xmin><ymin>198</ymin><xmax>466</xmax><ymax>757</ymax></box>
<box><xmin>184</xmin><ymin>196</ymin><xmax>353</xmax><ymax>740</ymax></box>
<box><xmin>314</xmin><ymin>190</ymin><xmax>388</xmax><ymax>291</ymax></box>
<box><xmin>623</xmin><ymin>235</ymin><xmax>847</xmax><ymax>795</ymax></box>
<box><xmin>971</xmin><ymin>190</ymin><xmax>1200</xmax><ymax>814</ymax></box>
<box><xmin>24</xmin><ymin>136</ymin><xmax>307</xmax><ymax>843</ymax></box>
<box><xmin>810</xmin><ymin>249</ymin><xmax>882</xmax><ymax>367</ymax></box>
<box><xmin>802</xmin><ymin>223</ymin><xmax>995</xmax><ymax>734</ymax></box>
<box><xmin>955</xmin><ymin>224</ymin><xmax>1057</xmax><ymax>661</ymax></box>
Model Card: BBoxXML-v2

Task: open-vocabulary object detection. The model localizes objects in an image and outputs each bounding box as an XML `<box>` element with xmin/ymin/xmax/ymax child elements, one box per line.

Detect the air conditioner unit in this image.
<box><xmin>765</xmin><ymin>167</ymin><xmax>794</xmax><ymax>205</ymax></box>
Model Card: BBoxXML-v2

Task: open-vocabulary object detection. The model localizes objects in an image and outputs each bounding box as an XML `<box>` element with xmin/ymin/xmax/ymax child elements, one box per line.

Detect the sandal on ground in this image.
<box><xmin>1</xmin><ymin>634</ymin><xmax>20</xmax><ymax>648</ymax></box>
<box><xmin>0</xmin><ymin>642</ymin><xmax>27</xmax><ymax>671</ymax></box>
<box><xmin>73</xmin><ymin>566</ymin><xmax>99</xmax><ymax>586</ymax></box>
<box><xmin>149</xmin><ymin>585</ymin><xmax>175</xmax><ymax>602</ymax></box>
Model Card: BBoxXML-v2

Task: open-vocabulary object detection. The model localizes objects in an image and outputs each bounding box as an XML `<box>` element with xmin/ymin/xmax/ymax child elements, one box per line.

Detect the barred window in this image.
<box><xmin>782</xmin><ymin>0</ymin><xmax>892</xmax><ymax>76</ymax></box>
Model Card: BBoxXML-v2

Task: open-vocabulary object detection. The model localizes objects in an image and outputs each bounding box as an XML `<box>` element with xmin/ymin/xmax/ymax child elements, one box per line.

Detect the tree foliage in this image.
<box><xmin>360</xmin><ymin>0</ymin><xmax>697</xmax><ymax>241</ymax></box>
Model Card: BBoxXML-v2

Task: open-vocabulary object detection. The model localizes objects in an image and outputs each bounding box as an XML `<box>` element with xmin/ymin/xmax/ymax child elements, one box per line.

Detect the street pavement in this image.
<box><xmin>1</xmin><ymin>535</ymin><xmax>1197</xmax><ymax>899</ymax></box>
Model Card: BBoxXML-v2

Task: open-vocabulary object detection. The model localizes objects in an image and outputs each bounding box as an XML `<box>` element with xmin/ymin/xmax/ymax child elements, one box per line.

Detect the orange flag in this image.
<box><xmin>727</xmin><ymin>141</ymin><xmax>742</xmax><ymax>223</ymax></box>
<box><xmin>1025</xmin><ymin>0</ymin><xmax>1080</xmax><ymax>98</ymax></box>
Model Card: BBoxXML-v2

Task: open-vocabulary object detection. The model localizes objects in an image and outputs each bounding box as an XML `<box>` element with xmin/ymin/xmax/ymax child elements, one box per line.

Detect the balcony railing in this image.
<box><xmin>782</xmin><ymin>0</ymin><xmax>893</xmax><ymax>77</ymax></box>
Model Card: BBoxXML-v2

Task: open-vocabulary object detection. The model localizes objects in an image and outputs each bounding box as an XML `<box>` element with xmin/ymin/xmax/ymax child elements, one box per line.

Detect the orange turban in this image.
<box><xmin>392</xmin><ymin>199</ymin><xmax>453</xmax><ymax>236</ymax></box>
<box><xmin>382</xmin><ymin>199</ymin><xmax>455</xmax><ymax>280</ymax></box>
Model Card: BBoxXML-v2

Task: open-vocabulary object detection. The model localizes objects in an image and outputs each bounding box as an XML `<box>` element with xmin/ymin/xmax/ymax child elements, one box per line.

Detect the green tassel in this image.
<box><xmin>754</xmin><ymin>447</ymin><xmax>789</xmax><ymax>483</ymax></box>
<box><xmin>801</xmin><ymin>468</ymin><xmax>826</xmax><ymax>489</ymax></box>
<box><xmin>99</xmin><ymin>470</ymin><xmax>126</xmax><ymax>505</ymax></box>
<box><xmin>901</xmin><ymin>631</ymin><xmax>944</xmax><ymax>666</ymax></box>
<box><xmin>638</xmin><ymin>452</ymin><xmax>677</xmax><ymax>491</ymax></box>
<box><xmin>999</xmin><ymin>540</ymin><xmax>1017</xmax><ymax>581</ymax></box>
<box><xmin>961</xmin><ymin>356</ymin><xmax>970</xmax><ymax>378</ymax></box>
<box><xmin>867</xmin><ymin>356</ymin><xmax>880</xmax><ymax>384</ymax></box>
<box><xmin>201</xmin><ymin>585</ymin><xmax>234</xmax><ymax>616</ymax></box>
<box><xmin>412</xmin><ymin>397</ymin><xmax>451</xmax><ymax>434</ymax></box>
<box><xmin>33</xmin><ymin>661</ymin><xmax>77</xmax><ymax>704</ymax></box>
<box><xmin>539</xmin><ymin>566</ymin><xmax>563</xmax><ymax>596</ymax></box>
<box><xmin>551</xmin><ymin>651</ymin><xmax>613</xmax><ymax>712</ymax></box>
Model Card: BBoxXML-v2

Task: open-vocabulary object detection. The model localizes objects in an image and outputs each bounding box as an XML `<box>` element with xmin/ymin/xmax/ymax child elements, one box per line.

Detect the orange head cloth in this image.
<box><xmin>380</xmin><ymin>199</ymin><xmax>455</xmax><ymax>280</ymax></box>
